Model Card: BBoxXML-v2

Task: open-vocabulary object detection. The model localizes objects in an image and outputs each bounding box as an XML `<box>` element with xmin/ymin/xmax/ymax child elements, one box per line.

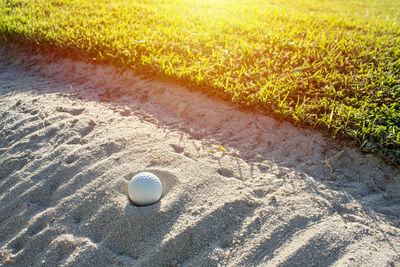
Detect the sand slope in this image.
<box><xmin>0</xmin><ymin>45</ymin><xmax>399</xmax><ymax>266</ymax></box>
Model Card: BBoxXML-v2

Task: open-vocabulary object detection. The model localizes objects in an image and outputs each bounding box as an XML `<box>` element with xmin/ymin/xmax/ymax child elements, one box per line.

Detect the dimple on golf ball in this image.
<box><xmin>128</xmin><ymin>172</ymin><xmax>162</xmax><ymax>206</ymax></box>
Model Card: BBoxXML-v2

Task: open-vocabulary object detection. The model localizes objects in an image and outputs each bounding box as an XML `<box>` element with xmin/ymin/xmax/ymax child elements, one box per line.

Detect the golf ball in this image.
<box><xmin>128</xmin><ymin>172</ymin><xmax>162</xmax><ymax>206</ymax></box>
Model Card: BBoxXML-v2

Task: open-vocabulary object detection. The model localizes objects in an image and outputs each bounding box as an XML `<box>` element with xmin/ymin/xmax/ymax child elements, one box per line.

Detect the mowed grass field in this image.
<box><xmin>1</xmin><ymin>0</ymin><xmax>399</xmax><ymax>164</ymax></box>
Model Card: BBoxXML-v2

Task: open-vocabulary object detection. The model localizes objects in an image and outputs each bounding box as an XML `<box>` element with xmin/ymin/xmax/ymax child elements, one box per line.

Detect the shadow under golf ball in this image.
<box><xmin>123</xmin><ymin>169</ymin><xmax>178</xmax><ymax>206</ymax></box>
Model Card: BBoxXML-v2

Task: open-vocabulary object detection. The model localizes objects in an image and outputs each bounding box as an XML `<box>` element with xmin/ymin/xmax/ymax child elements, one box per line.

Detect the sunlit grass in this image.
<box><xmin>1</xmin><ymin>0</ymin><xmax>399</xmax><ymax>164</ymax></box>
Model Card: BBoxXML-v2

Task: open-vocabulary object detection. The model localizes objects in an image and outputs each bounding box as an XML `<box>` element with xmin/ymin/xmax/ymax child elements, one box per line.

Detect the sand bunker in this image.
<box><xmin>0</xmin><ymin>44</ymin><xmax>399</xmax><ymax>266</ymax></box>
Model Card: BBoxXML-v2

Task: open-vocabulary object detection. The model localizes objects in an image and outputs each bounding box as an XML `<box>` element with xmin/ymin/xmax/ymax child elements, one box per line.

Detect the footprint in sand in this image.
<box><xmin>27</xmin><ymin>217</ymin><xmax>48</xmax><ymax>236</ymax></box>
<box><xmin>8</xmin><ymin>235</ymin><xmax>28</xmax><ymax>254</ymax></box>
<box><xmin>65</xmin><ymin>119</ymin><xmax>96</xmax><ymax>145</ymax></box>
<box><xmin>0</xmin><ymin>157</ymin><xmax>27</xmax><ymax>179</ymax></box>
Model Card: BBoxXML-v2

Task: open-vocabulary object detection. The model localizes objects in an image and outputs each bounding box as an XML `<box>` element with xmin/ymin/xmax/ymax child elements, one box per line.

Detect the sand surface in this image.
<box><xmin>0</xmin><ymin>44</ymin><xmax>399</xmax><ymax>266</ymax></box>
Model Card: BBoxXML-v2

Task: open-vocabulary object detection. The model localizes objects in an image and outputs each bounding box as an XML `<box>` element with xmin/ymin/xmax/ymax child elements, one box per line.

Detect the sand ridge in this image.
<box><xmin>0</xmin><ymin>44</ymin><xmax>399</xmax><ymax>266</ymax></box>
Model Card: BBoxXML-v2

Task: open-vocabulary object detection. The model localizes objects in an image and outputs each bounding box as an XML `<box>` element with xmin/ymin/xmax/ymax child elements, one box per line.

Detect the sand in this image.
<box><xmin>0</xmin><ymin>44</ymin><xmax>399</xmax><ymax>266</ymax></box>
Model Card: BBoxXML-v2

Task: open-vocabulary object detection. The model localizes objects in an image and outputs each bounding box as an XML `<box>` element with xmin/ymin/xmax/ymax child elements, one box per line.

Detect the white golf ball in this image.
<box><xmin>128</xmin><ymin>172</ymin><xmax>162</xmax><ymax>206</ymax></box>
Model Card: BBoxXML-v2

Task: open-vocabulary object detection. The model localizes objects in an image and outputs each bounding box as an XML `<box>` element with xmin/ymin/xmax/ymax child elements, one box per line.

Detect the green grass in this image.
<box><xmin>1</xmin><ymin>0</ymin><xmax>399</xmax><ymax>164</ymax></box>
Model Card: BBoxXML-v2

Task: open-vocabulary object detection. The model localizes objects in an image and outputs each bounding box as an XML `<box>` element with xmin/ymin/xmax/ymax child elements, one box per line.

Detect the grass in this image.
<box><xmin>1</xmin><ymin>0</ymin><xmax>399</xmax><ymax>164</ymax></box>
